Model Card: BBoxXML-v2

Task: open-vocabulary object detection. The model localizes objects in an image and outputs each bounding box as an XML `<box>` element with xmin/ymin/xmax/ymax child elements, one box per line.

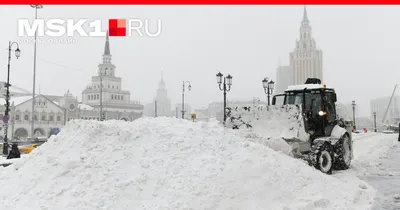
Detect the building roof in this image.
<box><xmin>0</xmin><ymin>82</ymin><xmax>32</xmax><ymax>98</ymax></box>
<box><xmin>286</xmin><ymin>84</ymin><xmax>332</xmax><ymax>91</ymax></box>
<box><xmin>302</xmin><ymin>6</ymin><xmax>309</xmax><ymax>23</ymax></box>
<box><xmin>104</xmin><ymin>31</ymin><xmax>110</xmax><ymax>55</ymax></box>
<box><xmin>78</xmin><ymin>103</ymin><xmax>95</xmax><ymax>110</ymax></box>
<box><xmin>0</xmin><ymin>96</ymin><xmax>34</xmax><ymax>107</ymax></box>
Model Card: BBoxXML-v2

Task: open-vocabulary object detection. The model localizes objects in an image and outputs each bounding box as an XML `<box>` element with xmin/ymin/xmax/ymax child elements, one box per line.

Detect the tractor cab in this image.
<box><xmin>272</xmin><ymin>78</ymin><xmax>338</xmax><ymax>140</ymax></box>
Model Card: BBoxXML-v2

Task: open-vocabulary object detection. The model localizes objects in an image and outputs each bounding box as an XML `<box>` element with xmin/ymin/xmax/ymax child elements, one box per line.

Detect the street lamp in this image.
<box><xmin>262</xmin><ymin>77</ymin><xmax>275</xmax><ymax>105</ymax></box>
<box><xmin>182</xmin><ymin>81</ymin><xmax>191</xmax><ymax>119</ymax></box>
<box><xmin>216</xmin><ymin>71</ymin><xmax>232</xmax><ymax>122</ymax></box>
<box><xmin>352</xmin><ymin>100</ymin><xmax>356</xmax><ymax>130</ymax></box>
<box><xmin>30</xmin><ymin>4</ymin><xmax>43</xmax><ymax>142</ymax></box>
<box><xmin>373</xmin><ymin>112</ymin><xmax>377</xmax><ymax>132</ymax></box>
<box><xmin>3</xmin><ymin>41</ymin><xmax>21</xmax><ymax>156</ymax></box>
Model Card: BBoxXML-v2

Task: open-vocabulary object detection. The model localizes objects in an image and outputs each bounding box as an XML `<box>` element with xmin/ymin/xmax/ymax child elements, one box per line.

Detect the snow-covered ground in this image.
<box><xmin>0</xmin><ymin>118</ymin><xmax>397</xmax><ymax>210</ymax></box>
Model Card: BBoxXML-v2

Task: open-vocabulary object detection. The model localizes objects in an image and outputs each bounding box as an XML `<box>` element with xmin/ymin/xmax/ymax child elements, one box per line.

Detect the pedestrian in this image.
<box><xmin>398</xmin><ymin>122</ymin><xmax>400</xmax><ymax>142</ymax></box>
<box><xmin>6</xmin><ymin>144</ymin><xmax>20</xmax><ymax>159</ymax></box>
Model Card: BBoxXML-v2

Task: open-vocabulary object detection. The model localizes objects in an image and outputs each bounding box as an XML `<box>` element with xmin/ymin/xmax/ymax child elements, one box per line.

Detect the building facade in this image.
<box><xmin>79</xmin><ymin>33</ymin><xmax>143</xmax><ymax>121</ymax></box>
<box><xmin>0</xmin><ymin>95</ymin><xmax>66</xmax><ymax>140</ymax></box>
<box><xmin>289</xmin><ymin>7</ymin><xmax>323</xmax><ymax>85</ymax></box>
<box><xmin>275</xmin><ymin>65</ymin><xmax>291</xmax><ymax>94</ymax></box>
<box><xmin>0</xmin><ymin>35</ymin><xmax>143</xmax><ymax>140</ymax></box>
<box><xmin>370</xmin><ymin>96</ymin><xmax>400</xmax><ymax>125</ymax></box>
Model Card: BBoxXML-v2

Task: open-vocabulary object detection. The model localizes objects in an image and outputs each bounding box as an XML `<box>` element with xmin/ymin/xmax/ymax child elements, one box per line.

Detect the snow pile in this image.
<box><xmin>0</xmin><ymin>118</ymin><xmax>375</xmax><ymax>210</ymax></box>
<box><xmin>226</xmin><ymin>105</ymin><xmax>309</xmax><ymax>142</ymax></box>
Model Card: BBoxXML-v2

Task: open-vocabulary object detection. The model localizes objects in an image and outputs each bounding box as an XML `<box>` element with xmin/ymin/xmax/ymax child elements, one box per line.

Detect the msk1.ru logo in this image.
<box><xmin>18</xmin><ymin>18</ymin><xmax>162</xmax><ymax>37</ymax></box>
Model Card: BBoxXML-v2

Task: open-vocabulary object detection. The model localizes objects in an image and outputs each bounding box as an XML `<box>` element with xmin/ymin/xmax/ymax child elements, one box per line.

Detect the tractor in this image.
<box><xmin>226</xmin><ymin>78</ymin><xmax>353</xmax><ymax>174</ymax></box>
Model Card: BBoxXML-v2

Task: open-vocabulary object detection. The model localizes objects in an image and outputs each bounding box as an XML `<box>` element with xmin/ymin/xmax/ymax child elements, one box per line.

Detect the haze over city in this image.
<box><xmin>1</xmin><ymin>5</ymin><xmax>400</xmax><ymax>116</ymax></box>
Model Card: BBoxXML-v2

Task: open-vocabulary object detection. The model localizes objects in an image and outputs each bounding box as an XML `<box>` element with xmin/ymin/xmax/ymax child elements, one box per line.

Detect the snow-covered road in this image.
<box><xmin>346</xmin><ymin>132</ymin><xmax>400</xmax><ymax>209</ymax></box>
<box><xmin>363</xmin><ymin>142</ymin><xmax>400</xmax><ymax>210</ymax></box>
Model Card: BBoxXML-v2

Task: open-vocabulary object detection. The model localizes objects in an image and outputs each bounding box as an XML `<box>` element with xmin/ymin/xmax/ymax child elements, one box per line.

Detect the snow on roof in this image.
<box><xmin>286</xmin><ymin>84</ymin><xmax>332</xmax><ymax>91</ymax></box>
<box><xmin>0</xmin><ymin>96</ymin><xmax>33</xmax><ymax>106</ymax></box>
<box><xmin>78</xmin><ymin>103</ymin><xmax>94</xmax><ymax>110</ymax></box>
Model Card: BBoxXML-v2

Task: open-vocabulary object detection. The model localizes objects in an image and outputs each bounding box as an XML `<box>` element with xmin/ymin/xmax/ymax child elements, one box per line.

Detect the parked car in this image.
<box><xmin>19</xmin><ymin>144</ymin><xmax>39</xmax><ymax>154</ymax></box>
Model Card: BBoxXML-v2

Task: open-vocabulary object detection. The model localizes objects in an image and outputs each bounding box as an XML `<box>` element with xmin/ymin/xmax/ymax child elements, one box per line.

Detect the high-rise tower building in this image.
<box><xmin>289</xmin><ymin>7</ymin><xmax>323</xmax><ymax>85</ymax></box>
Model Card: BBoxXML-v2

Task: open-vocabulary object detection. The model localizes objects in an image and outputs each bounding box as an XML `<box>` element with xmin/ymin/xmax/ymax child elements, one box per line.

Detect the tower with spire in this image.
<box><xmin>154</xmin><ymin>71</ymin><xmax>172</xmax><ymax>116</ymax></box>
<box><xmin>143</xmin><ymin>71</ymin><xmax>173</xmax><ymax>117</ymax></box>
<box><xmin>289</xmin><ymin>6</ymin><xmax>323</xmax><ymax>85</ymax></box>
<box><xmin>81</xmin><ymin>34</ymin><xmax>143</xmax><ymax>120</ymax></box>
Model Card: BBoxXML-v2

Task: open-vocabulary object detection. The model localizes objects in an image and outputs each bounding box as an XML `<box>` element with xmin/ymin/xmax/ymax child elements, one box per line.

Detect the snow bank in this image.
<box><xmin>0</xmin><ymin>118</ymin><xmax>374</xmax><ymax>210</ymax></box>
<box><xmin>226</xmin><ymin>105</ymin><xmax>309</xmax><ymax>142</ymax></box>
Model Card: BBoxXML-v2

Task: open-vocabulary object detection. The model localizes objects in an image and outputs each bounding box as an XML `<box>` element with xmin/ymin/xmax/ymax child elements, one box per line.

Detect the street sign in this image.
<box><xmin>2</xmin><ymin>115</ymin><xmax>8</xmax><ymax>123</ymax></box>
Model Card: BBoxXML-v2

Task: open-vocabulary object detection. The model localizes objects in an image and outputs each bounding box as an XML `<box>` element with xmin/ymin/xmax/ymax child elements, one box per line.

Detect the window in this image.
<box><xmin>108</xmin><ymin>84</ymin><xmax>110</xmax><ymax>88</ymax></box>
<box><xmin>116</xmin><ymin>86</ymin><xmax>118</xmax><ymax>89</ymax></box>
<box><xmin>49</xmin><ymin>116</ymin><xmax>54</xmax><ymax>121</ymax></box>
<box><xmin>112</xmin><ymin>85</ymin><xmax>114</xmax><ymax>89</ymax></box>
<box><xmin>16</xmin><ymin>115</ymin><xmax>20</xmax><ymax>120</ymax></box>
<box><xmin>97</xmin><ymin>94</ymin><xmax>99</xmax><ymax>99</ymax></box>
<box><xmin>24</xmin><ymin>115</ymin><xmax>28</xmax><ymax>120</ymax></box>
<box><xmin>41</xmin><ymin>116</ymin><xmax>46</xmax><ymax>121</ymax></box>
<box><xmin>121</xmin><ymin>96</ymin><xmax>123</xmax><ymax>100</ymax></box>
<box><xmin>57</xmin><ymin>116</ymin><xmax>61</xmax><ymax>121</ymax></box>
<box><xmin>34</xmin><ymin>115</ymin><xmax>37</xmax><ymax>121</ymax></box>
<box><xmin>88</xmin><ymin>95</ymin><xmax>90</xmax><ymax>100</ymax></box>
<box><xmin>117</xmin><ymin>95</ymin><xmax>120</xmax><ymax>100</ymax></box>
<box><xmin>111</xmin><ymin>95</ymin><xmax>114</xmax><ymax>100</ymax></box>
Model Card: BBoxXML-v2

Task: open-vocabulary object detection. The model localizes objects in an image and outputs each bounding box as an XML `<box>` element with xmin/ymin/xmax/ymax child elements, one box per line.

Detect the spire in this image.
<box><xmin>302</xmin><ymin>6</ymin><xmax>309</xmax><ymax>23</ymax></box>
<box><xmin>161</xmin><ymin>70</ymin><xmax>164</xmax><ymax>82</ymax></box>
<box><xmin>104</xmin><ymin>31</ymin><xmax>110</xmax><ymax>55</ymax></box>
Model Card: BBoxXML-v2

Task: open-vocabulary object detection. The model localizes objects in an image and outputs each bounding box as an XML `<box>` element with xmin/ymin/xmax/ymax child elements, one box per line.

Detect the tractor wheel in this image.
<box><xmin>308</xmin><ymin>141</ymin><xmax>334</xmax><ymax>174</ymax></box>
<box><xmin>333</xmin><ymin>133</ymin><xmax>352</xmax><ymax>170</ymax></box>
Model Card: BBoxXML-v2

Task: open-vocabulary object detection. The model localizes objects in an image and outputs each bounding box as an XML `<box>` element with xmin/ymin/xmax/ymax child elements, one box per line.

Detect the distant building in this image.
<box><xmin>289</xmin><ymin>7</ymin><xmax>323</xmax><ymax>85</ymax></box>
<box><xmin>0</xmin><ymin>35</ymin><xmax>143</xmax><ymax>140</ymax></box>
<box><xmin>143</xmin><ymin>73</ymin><xmax>173</xmax><ymax>117</ymax></box>
<box><xmin>370</xmin><ymin>96</ymin><xmax>400</xmax><ymax>125</ymax></box>
<box><xmin>275</xmin><ymin>65</ymin><xmax>291</xmax><ymax>94</ymax></box>
<box><xmin>80</xmin><ymin>33</ymin><xmax>143</xmax><ymax>120</ymax></box>
<box><xmin>193</xmin><ymin>107</ymin><xmax>209</xmax><ymax>121</ymax></box>
<box><xmin>175</xmin><ymin>103</ymin><xmax>192</xmax><ymax>119</ymax></box>
<box><xmin>0</xmin><ymin>95</ymin><xmax>66</xmax><ymax>140</ymax></box>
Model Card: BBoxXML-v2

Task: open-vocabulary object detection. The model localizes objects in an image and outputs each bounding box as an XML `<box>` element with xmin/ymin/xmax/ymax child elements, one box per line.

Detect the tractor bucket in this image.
<box><xmin>225</xmin><ymin>105</ymin><xmax>310</xmax><ymax>143</ymax></box>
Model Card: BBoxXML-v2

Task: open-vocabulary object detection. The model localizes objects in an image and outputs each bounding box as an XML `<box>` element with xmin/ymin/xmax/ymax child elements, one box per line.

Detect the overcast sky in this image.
<box><xmin>0</xmin><ymin>5</ymin><xmax>399</xmax><ymax>117</ymax></box>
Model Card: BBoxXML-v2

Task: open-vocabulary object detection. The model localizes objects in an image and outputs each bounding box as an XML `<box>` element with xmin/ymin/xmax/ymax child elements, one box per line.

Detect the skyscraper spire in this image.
<box><xmin>104</xmin><ymin>30</ymin><xmax>110</xmax><ymax>55</ymax></box>
<box><xmin>302</xmin><ymin>6</ymin><xmax>309</xmax><ymax>23</ymax></box>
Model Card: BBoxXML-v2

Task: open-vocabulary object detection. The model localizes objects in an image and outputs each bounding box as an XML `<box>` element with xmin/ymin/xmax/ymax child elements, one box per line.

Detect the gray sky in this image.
<box><xmin>1</xmin><ymin>5</ymin><xmax>399</xmax><ymax>117</ymax></box>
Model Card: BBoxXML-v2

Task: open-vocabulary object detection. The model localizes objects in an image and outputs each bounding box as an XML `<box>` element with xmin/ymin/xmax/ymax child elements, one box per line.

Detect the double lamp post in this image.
<box><xmin>262</xmin><ymin>77</ymin><xmax>275</xmax><ymax>105</ymax></box>
<box><xmin>216</xmin><ymin>72</ymin><xmax>232</xmax><ymax>122</ymax></box>
<box><xmin>3</xmin><ymin>42</ymin><xmax>21</xmax><ymax>156</ymax></box>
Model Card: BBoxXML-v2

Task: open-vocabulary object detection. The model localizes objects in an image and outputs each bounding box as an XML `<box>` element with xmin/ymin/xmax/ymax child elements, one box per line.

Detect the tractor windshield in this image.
<box><xmin>284</xmin><ymin>90</ymin><xmax>323</xmax><ymax>115</ymax></box>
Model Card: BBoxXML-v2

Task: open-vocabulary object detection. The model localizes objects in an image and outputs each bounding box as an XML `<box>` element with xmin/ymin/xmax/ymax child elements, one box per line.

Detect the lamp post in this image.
<box><xmin>262</xmin><ymin>78</ymin><xmax>275</xmax><ymax>105</ymax></box>
<box><xmin>352</xmin><ymin>100</ymin><xmax>356</xmax><ymax>130</ymax></box>
<box><xmin>374</xmin><ymin>112</ymin><xmax>377</xmax><ymax>132</ymax></box>
<box><xmin>182</xmin><ymin>81</ymin><xmax>191</xmax><ymax>119</ymax></box>
<box><xmin>30</xmin><ymin>4</ymin><xmax>43</xmax><ymax>141</ymax></box>
<box><xmin>154</xmin><ymin>100</ymin><xmax>157</xmax><ymax>117</ymax></box>
<box><xmin>3</xmin><ymin>41</ymin><xmax>21</xmax><ymax>156</ymax></box>
<box><xmin>216</xmin><ymin>72</ymin><xmax>232</xmax><ymax>122</ymax></box>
